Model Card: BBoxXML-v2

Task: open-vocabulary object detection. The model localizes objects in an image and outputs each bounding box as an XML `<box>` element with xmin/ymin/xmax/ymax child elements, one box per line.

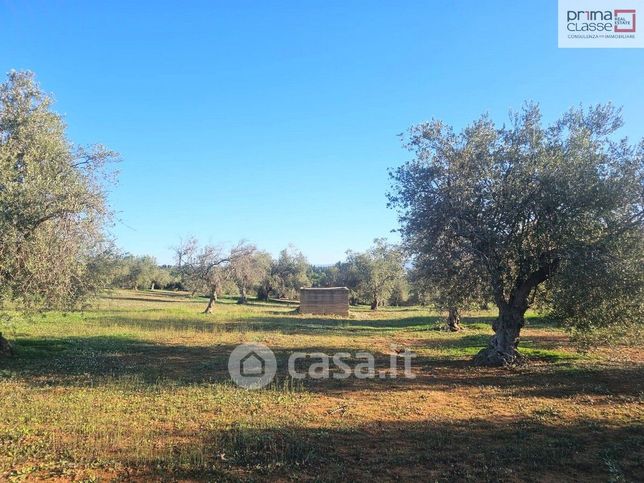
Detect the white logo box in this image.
<box><xmin>558</xmin><ymin>0</ymin><xmax>644</xmax><ymax>48</ymax></box>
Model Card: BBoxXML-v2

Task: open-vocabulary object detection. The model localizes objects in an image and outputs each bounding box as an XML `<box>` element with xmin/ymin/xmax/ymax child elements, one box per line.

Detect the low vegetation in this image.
<box><xmin>0</xmin><ymin>290</ymin><xmax>642</xmax><ymax>481</ymax></box>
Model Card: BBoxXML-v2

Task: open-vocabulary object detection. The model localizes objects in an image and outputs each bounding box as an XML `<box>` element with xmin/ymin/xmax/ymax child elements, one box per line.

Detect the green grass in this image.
<box><xmin>0</xmin><ymin>290</ymin><xmax>642</xmax><ymax>481</ymax></box>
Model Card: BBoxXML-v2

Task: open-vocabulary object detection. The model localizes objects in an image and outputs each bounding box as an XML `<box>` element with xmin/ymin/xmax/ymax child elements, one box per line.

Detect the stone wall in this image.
<box><xmin>299</xmin><ymin>287</ymin><xmax>349</xmax><ymax>316</ymax></box>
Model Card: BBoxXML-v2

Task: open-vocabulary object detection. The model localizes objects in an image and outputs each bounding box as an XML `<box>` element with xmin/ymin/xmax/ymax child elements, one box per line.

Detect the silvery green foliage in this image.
<box><xmin>547</xmin><ymin>228</ymin><xmax>643</xmax><ymax>347</ymax></box>
<box><xmin>345</xmin><ymin>238</ymin><xmax>406</xmax><ymax>309</ymax></box>
<box><xmin>228</xmin><ymin>242</ymin><xmax>272</xmax><ymax>303</ymax></box>
<box><xmin>0</xmin><ymin>71</ymin><xmax>118</xmax><ymax>310</ymax></box>
<box><xmin>408</xmin><ymin>235</ymin><xmax>491</xmax><ymax>313</ymax></box>
<box><xmin>109</xmin><ymin>254</ymin><xmax>174</xmax><ymax>290</ymax></box>
<box><xmin>174</xmin><ymin>238</ymin><xmax>228</xmax><ymax>296</ymax></box>
<box><xmin>175</xmin><ymin>239</ymin><xmax>270</xmax><ymax>309</ymax></box>
<box><xmin>389</xmin><ymin>102</ymin><xmax>643</xmax><ymax>354</ymax></box>
<box><xmin>262</xmin><ymin>246</ymin><xmax>311</xmax><ymax>300</ymax></box>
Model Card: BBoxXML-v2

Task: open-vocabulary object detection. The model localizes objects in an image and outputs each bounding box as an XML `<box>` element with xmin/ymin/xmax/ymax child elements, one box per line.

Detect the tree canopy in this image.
<box><xmin>345</xmin><ymin>238</ymin><xmax>407</xmax><ymax>310</ymax></box>
<box><xmin>229</xmin><ymin>242</ymin><xmax>271</xmax><ymax>304</ymax></box>
<box><xmin>0</xmin><ymin>71</ymin><xmax>118</xmax><ymax>312</ymax></box>
<box><xmin>389</xmin><ymin>103</ymin><xmax>643</xmax><ymax>365</ymax></box>
<box><xmin>258</xmin><ymin>246</ymin><xmax>311</xmax><ymax>301</ymax></box>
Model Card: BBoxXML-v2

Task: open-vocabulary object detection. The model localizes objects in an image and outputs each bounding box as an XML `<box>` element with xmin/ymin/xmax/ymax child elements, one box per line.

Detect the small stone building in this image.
<box><xmin>299</xmin><ymin>287</ymin><xmax>349</xmax><ymax>316</ymax></box>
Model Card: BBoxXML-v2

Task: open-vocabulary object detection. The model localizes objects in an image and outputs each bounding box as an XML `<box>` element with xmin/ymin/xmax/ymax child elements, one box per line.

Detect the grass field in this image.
<box><xmin>0</xmin><ymin>290</ymin><xmax>642</xmax><ymax>481</ymax></box>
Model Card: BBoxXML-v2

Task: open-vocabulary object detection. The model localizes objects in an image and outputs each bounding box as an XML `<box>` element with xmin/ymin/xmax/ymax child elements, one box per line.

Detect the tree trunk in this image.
<box><xmin>370</xmin><ymin>296</ymin><xmax>379</xmax><ymax>310</ymax></box>
<box><xmin>257</xmin><ymin>285</ymin><xmax>270</xmax><ymax>301</ymax></box>
<box><xmin>204</xmin><ymin>290</ymin><xmax>217</xmax><ymax>313</ymax></box>
<box><xmin>0</xmin><ymin>333</ymin><xmax>13</xmax><ymax>358</ymax></box>
<box><xmin>237</xmin><ymin>285</ymin><xmax>248</xmax><ymax>304</ymax></box>
<box><xmin>473</xmin><ymin>303</ymin><xmax>525</xmax><ymax>366</ymax></box>
<box><xmin>446</xmin><ymin>306</ymin><xmax>461</xmax><ymax>331</ymax></box>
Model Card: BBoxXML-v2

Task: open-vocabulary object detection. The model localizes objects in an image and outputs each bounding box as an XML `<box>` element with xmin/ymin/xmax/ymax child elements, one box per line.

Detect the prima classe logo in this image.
<box><xmin>558</xmin><ymin>0</ymin><xmax>643</xmax><ymax>48</ymax></box>
<box><xmin>566</xmin><ymin>9</ymin><xmax>636</xmax><ymax>33</ymax></box>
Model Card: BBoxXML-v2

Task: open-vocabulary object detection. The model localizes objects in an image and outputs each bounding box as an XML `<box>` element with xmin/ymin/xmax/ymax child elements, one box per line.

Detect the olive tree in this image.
<box><xmin>0</xmin><ymin>71</ymin><xmax>117</xmax><ymax>351</ymax></box>
<box><xmin>410</xmin><ymin>238</ymin><xmax>490</xmax><ymax>331</ymax></box>
<box><xmin>347</xmin><ymin>238</ymin><xmax>406</xmax><ymax>310</ymax></box>
<box><xmin>389</xmin><ymin>103</ymin><xmax>643</xmax><ymax>365</ymax></box>
<box><xmin>228</xmin><ymin>242</ymin><xmax>271</xmax><ymax>304</ymax></box>
<box><xmin>327</xmin><ymin>260</ymin><xmax>362</xmax><ymax>305</ymax></box>
<box><xmin>111</xmin><ymin>255</ymin><xmax>161</xmax><ymax>290</ymax></box>
<box><xmin>174</xmin><ymin>239</ymin><xmax>230</xmax><ymax>313</ymax></box>
<box><xmin>173</xmin><ymin>237</ymin><xmax>200</xmax><ymax>294</ymax></box>
<box><xmin>175</xmin><ymin>239</ymin><xmax>272</xmax><ymax>310</ymax></box>
<box><xmin>259</xmin><ymin>246</ymin><xmax>310</xmax><ymax>300</ymax></box>
<box><xmin>547</xmin><ymin>226</ymin><xmax>643</xmax><ymax>348</ymax></box>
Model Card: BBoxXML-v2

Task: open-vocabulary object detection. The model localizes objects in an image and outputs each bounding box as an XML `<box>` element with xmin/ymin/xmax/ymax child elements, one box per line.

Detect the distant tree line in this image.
<box><xmin>168</xmin><ymin>238</ymin><xmax>410</xmax><ymax>313</ymax></box>
<box><xmin>106</xmin><ymin>255</ymin><xmax>177</xmax><ymax>291</ymax></box>
<box><xmin>101</xmin><ymin>239</ymin><xmax>414</xmax><ymax>313</ymax></box>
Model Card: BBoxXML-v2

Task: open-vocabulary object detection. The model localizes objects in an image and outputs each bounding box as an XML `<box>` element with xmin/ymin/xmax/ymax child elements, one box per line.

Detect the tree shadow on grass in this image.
<box><xmin>1</xmin><ymin>336</ymin><xmax>231</xmax><ymax>385</ymax></box>
<box><xmin>76</xmin><ymin>314</ymin><xmax>566</xmax><ymax>363</ymax></box>
<box><xmin>113</xmin><ymin>418</ymin><xmax>644</xmax><ymax>482</ymax></box>
<box><xmin>86</xmin><ymin>312</ymin><xmax>447</xmax><ymax>335</ymax></box>
<box><xmin>2</xmin><ymin>336</ymin><xmax>642</xmax><ymax>401</ymax></box>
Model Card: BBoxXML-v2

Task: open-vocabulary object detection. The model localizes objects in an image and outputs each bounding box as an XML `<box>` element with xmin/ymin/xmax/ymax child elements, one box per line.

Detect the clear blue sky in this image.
<box><xmin>2</xmin><ymin>1</ymin><xmax>643</xmax><ymax>264</ymax></box>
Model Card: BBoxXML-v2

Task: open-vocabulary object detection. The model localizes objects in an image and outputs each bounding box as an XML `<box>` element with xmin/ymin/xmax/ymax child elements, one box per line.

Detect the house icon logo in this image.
<box><xmin>228</xmin><ymin>343</ymin><xmax>277</xmax><ymax>389</ymax></box>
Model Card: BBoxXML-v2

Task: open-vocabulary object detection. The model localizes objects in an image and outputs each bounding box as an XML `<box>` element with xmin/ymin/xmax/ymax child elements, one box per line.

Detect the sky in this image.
<box><xmin>1</xmin><ymin>0</ymin><xmax>643</xmax><ymax>265</ymax></box>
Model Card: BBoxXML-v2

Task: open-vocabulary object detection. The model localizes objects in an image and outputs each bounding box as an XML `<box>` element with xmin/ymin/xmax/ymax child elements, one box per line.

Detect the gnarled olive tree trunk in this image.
<box><xmin>473</xmin><ymin>302</ymin><xmax>526</xmax><ymax>366</ymax></box>
<box><xmin>370</xmin><ymin>296</ymin><xmax>379</xmax><ymax>310</ymax></box>
<box><xmin>446</xmin><ymin>306</ymin><xmax>461</xmax><ymax>332</ymax></box>
<box><xmin>474</xmin><ymin>261</ymin><xmax>556</xmax><ymax>366</ymax></box>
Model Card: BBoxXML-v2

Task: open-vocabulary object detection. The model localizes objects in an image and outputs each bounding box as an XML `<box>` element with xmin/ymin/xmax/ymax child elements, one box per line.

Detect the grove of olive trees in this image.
<box><xmin>1</xmin><ymin>71</ymin><xmax>641</xmax><ymax>368</ymax></box>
